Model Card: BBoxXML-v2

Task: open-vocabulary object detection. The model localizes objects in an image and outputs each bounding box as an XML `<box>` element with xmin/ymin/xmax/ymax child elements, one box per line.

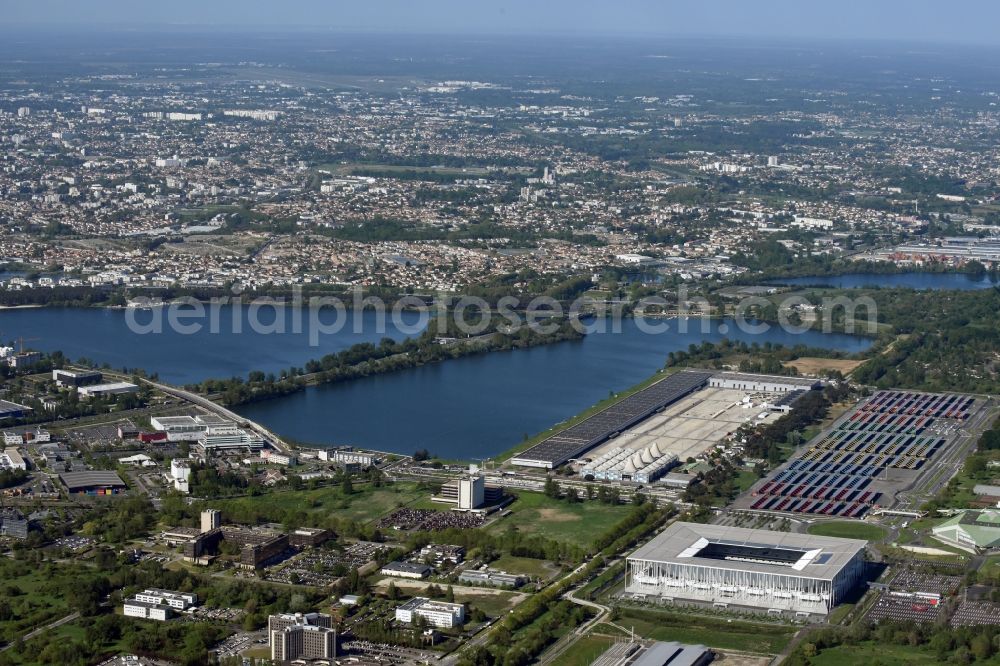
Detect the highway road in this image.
<box><xmin>140</xmin><ymin>378</ymin><xmax>291</xmax><ymax>454</ymax></box>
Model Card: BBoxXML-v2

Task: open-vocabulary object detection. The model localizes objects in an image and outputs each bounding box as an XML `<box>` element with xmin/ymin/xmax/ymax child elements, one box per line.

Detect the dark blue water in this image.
<box><xmin>769</xmin><ymin>272</ymin><xmax>1000</xmax><ymax>290</ymax></box>
<box><xmin>0</xmin><ymin>306</ymin><xmax>420</xmax><ymax>384</ymax></box>
<box><xmin>0</xmin><ymin>306</ymin><xmax>871</xmax><ymax>459</ymax></box>
<box><xmin>236</xmin><ymin>317</ymin><xmax>871</xmax><ymax>459</ymax></box>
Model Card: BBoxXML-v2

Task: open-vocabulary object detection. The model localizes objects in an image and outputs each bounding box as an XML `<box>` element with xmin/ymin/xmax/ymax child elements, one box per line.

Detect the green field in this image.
<box><xmin>454</xmin><ymin>591</ymin><xmax>525</xmax><ymax>617</ymax></box>
<box><xmin>554</xmin><ymin>634</ymin><xmax>616</xmax><ymax>666</ymax></box>
<box><xmin>807</xmin><ymin>520</ymin><xmax>888</xmax><ymax>541</ymax></box>
<box><xmin>615</xmin><ymin>608</ymin><xmax>796</xmax><ymax>655</ymax></box>
<box><xmin>489</xmin><ymin>490</ymin><xmax>632</xmax><ymax>549</ymax></box>
<box><xmin>809</xmin><ymin>642</ymin><xmax>1000</xmax><ymax>665</ymax></box>
<box><xmin>0</xmin><ymin>559</ymin><xmax>77</xmax><ymax>645</ymax></box>
<box><xmin>489</xmin><ymin>554</ymin><xmax>559</xmax><ymax>579</ymax></box>
<box><xmin>206</xmin><ymin>481</ymin><xmax>428</xmax><ymax>526</ymax></box>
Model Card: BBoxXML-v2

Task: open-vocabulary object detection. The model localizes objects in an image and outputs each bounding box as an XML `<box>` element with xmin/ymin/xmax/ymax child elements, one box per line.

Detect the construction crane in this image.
<box><xmin>15</xmin><ymin>336</ymin><xmax>39</xmax><ymax>354</ymax></box>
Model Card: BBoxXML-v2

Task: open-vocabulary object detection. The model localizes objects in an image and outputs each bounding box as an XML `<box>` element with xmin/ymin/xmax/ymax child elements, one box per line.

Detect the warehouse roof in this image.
<box><xmin>628</xmin><ymin>522</ymin><xmax>866</xmax><ymax>580</ymax></box>
<box><xmin>59</xmin><ymin>470</ymin><xmax>127</xmax><ymax>490</ymax></box>
<box><xmin>511</xmin><ymin>370</ymin><xmax>713</xmax><ymax>467</ymax></box>
<box><xmin>711</xmin><ymin>372</ymin><xmax>822</xmax><ymax>388</ymax></box>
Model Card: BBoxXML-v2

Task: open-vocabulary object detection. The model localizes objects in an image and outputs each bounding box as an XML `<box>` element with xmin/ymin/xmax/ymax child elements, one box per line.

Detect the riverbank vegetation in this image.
<box><xmin>192</xmin><ymin>317</ymin><xmax>584</xmax><ymax>406</ymax></box>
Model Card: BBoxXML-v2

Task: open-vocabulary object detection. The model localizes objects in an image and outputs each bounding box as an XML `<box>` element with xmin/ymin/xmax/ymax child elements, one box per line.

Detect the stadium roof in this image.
<box><xmin>628</xmin><ymin>522</ymin><xmax>867</xmax><ymax>580</ymax></box>
<box><xmin>59</xmin><ymin>470</ymin><xmax>127</xmax><ymax>491</ymax></box>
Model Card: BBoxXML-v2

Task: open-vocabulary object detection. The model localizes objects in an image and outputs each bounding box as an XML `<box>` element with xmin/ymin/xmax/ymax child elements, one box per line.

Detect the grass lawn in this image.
<box><xmin>489</xmin><ymin>554</ymin><xmax>558</xmax><ymax>579</ymax></box>
<box><xmin>207</xmin><ymin>481</ymin><xmax>428</xmax><ymax>525</ymax></box>
<box><xmin>556</xmin><ymin>635</ymin><xmax>616</xmax><ymax>666</ymax></box>
<box><xmin>809</xmin><ymin>642</ymin><xmax>979</xmax><ymax>666</ymax></box>
<box><xmin>455</xmin><ymin>591</ymin><xmax>525</xmax><ymax>617</ymax></box>
<box><xmin>616</xmin><ymin>607</ymin><xmax>795</xmax><ymax>655</ymax></box>
<box><xmin>827</xmin><ymin>602</ymin><xmax>855</xmax><ymax>625</ymax></box>
<box><xmin>807</xmin><ymin>520</ymin><xmax>888</xmax><ymax>541</ymax></box>
<box><xmin>488</xmin><ymin>490</ymin><xmax>632</xmax><ymax>549</ymax></box>
<box><xmin>735</xmin><ymin>469</ymin><xmax>761</xmax><ymax>494</ymax></box>
<box><xmin>241</xmin><ymin>647</ymin><xmax>271</xmax><ymax>659</ymax></box>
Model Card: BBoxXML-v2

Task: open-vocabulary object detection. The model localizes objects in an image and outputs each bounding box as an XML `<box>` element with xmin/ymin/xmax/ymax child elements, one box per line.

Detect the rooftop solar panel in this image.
<box><xmin>511</xmin><ymin>370</ymin><xmax>712</xmax><ymax>467</ymax></box>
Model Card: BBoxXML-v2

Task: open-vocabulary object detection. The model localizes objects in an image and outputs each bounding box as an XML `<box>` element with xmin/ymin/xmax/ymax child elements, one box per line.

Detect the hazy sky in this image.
<box><xmin>4</xmin><ymin>0</ymin><xmax>999</xmax><ymax>45</ymax></box>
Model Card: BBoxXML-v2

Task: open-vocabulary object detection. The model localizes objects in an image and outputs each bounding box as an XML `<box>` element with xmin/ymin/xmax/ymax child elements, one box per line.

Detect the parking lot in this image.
<box><xmin>740</xmin><ymin>390</ymin><xmax>983</xmax><ymax>518</ymax></box>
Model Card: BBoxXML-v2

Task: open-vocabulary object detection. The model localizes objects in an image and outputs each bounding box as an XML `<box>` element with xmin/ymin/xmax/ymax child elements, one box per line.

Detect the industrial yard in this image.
<box><xmin>581</xmin><ymin>386</ymin><xmax>785</xmax><ymax>470</ymax></box>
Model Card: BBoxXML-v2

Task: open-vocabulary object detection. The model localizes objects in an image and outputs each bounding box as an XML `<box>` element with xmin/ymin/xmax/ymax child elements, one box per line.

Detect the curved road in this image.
<box><xmin>140</xmin><ymin>378</ymin><xmax>291</xmax><ymax>454</ymax></box>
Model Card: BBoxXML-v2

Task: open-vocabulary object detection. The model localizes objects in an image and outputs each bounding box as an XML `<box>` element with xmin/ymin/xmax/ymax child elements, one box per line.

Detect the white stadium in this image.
<box><xmin>625</xmin><ymin>522</ymin><xmax>867</xmax><ymax>618</ymax></box>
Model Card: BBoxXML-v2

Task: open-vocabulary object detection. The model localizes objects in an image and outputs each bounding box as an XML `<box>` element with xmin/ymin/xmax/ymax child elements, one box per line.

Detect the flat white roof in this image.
<box><xmin>628</xmin><ymin>522</ymin><xmax>866</xmax><ymax>580</ymax></box>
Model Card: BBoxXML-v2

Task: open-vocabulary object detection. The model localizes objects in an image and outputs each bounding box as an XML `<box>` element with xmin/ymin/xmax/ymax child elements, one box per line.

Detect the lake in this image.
<box><xmin>0</xmin><ymin>306</ymin><xmax>871</xmax><ymax>460</ymax></box>
<box><xmin>234</xmin><ymin>317</ymin><xmax>870</xmax><ymax>460</ymax></box>
<box><xmin>0</xmin><ymin>306</ymin><xmax>421</xmax><ymax>385</ymax></box>
<box><xmin>768</xmin><ymin>272</ymin><xmax>1000</xmax><ymax>290</ymax></box>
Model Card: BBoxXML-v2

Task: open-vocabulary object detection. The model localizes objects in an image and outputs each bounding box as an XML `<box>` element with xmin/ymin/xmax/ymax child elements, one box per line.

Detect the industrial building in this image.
<box><xmin>380</xmin><ymin>561</ymin><xmax>432</xmax><ymax>579</ymax></box>
<box><xmin>150</xmin><ymin>415</ymin><xmax>263</xmax><ymax>451</ymax></box>
<box><xmin>77</xmin><ymin>381</ymin><xmax>139</xmax><ymax>398</ymax></box>
<box><xmin>269</xmin><ymin>612</ymin><xmax>337</xmax><ymax>662</ymax></box>
<box><xmin>201</xmin><ymin>509</ymin><xmax>221</xmax><ymax>533</ymax></box>
<box><xmin>418</xmin><ymin>544</ymin><xmax>465</xmax><ymax>565</ymax></box>
<box><xmin>592</xmin><ymin>641</ymin><xmax>712</xmax><ymax>666</ymax></box>
<box><xmin>59</xmin><ymin>470</ymin><xmax>127</xmax><ymax>495</ymax></box>
<box><xmin>625</xmin><ymin>522</ymin><xmax>867</xmax><ymax>617</ymax></box>
<box><xmin>458</xmin><ymin>569</ymin><xmax>527</xmax><ymax>588</ymax></box>
<box><xmin>2</xmin><ymin>447</ymin><xmax>26</xmax><ymax>471</ymax></box>
<box><xmin>150</xmin><ymin>415</ymin><xmax>207</xmax><ymax>440</ymax></box>
<box><xmin>932</xmin><ymin>510</ymin><xmax>1000</xmax><ymax>553</ymax></box>
<box><xmin>52</xmin><ymin>369</ymin><xmax>103</xmax><ymax>387</ymax></box>
<box><xmin>511</xmin><ymin>370</ymin><xmax>713</xmax><ymax>468</ymax></box>
<box><xmin>582</xmin><ymin>444</ymin><xmax>679</xmax><ymax>483</ymax></box>
<box><xmin>0</xmin><ymin>400</ymin><xmax>31</xmax><ymax>421</ymax></box>
<box><xmin>395</xmin><ymin>597</ymin><xmax>465</xmax><ymax>628</ymax></box>
<box><xmin>708</xmin><ymin>373</ymin><xmax>823</xmax><ymax>393</ymax></box>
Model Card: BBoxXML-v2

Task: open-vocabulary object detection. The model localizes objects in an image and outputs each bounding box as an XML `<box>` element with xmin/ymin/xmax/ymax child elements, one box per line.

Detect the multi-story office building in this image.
<box><xmin>395</xmin><ymin>597</ymin><xmax>465</xmax><ymax>628</ymax></box>
<box><xmin>268</xmin><ymin>613</ymin><xmax>336</xmax><ymax>662</ymax></box>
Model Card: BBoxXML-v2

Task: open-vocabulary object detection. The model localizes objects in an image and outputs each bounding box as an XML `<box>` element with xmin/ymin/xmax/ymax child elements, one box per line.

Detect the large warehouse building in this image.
<box><xmin>510</xmin><ymin>370</ymin><xmax>713</xmax><ymax>469</ymax></box>
<box><xmin>625</xmin><ymin>522</ymin><xmax>866</xmax><ymax>618</ymax></box>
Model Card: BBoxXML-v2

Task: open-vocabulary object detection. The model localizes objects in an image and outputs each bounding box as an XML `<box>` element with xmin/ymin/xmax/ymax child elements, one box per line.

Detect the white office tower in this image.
<box><xmin>458</xmin><ymin>476</ymin><xmax>485</xmax><ymax>510</ymax></box>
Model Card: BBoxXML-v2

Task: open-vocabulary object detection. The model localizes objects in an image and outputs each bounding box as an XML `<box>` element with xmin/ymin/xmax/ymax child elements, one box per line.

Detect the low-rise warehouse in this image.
<box><xmin>59</xmin><ymin>470</ymin><xmax>127</xmax><ymax>495</ymax></box>
<box><xmin>709</xmin><ymin>372</ymin><xmax>822</xmax><ymax>393</ymax></box>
